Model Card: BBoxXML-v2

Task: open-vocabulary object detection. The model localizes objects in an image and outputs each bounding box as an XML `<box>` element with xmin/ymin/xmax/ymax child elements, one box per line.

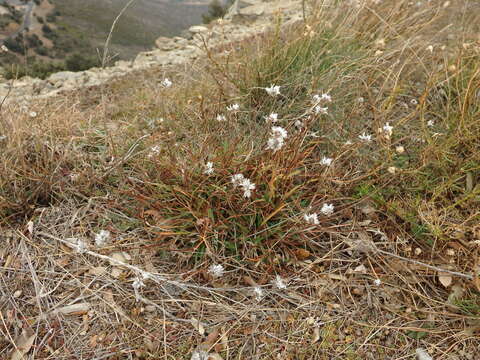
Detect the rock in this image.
<box><xmin>155</xmin><ymin>36</ymin><xmax>177</xmax><ymax>51</ymax></box>
<box><xmin>189</xmin><ymin>25</ymin><xmax>208</xmax><ymax>35</ymax></box>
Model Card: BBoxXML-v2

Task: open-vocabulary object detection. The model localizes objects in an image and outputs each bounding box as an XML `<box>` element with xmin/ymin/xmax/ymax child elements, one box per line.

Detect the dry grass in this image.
<box><xmin>1</xmin><ymin>0</ymin><xmax>480</xmax><ymax>359</ymax></box>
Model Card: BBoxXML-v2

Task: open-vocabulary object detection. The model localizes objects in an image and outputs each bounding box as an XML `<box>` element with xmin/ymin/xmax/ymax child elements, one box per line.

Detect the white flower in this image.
<box><xmin>415</xmin><ymin>348</ymin><xmax>433</xmax><ymax>360</ymax></box>
<box><xmin>320</xmin><ymin>156</ymin><xmax>333</xmax><ymax>166</ymax></box>
<box><xmin>253</xmin><ymin>286</ymin><xmax>265</xmax><ymax>301</ymax></box>
<box><xmin>240</xmin><ymin>178</ymin><xmax>256</xmax><ymax>198</ymax></box>
<box><xmin>264</xmin><ymin>113</ymin><xmax>279</xmax><ymax>123</ymax></box>
<box><xmin>216</xmin><ymin>114</ymin><xmax>226</xmax><ymax>122</ymax></box>
<box><xmin>132</xmin><ymin>277</ymin><xmax>145</xmax><ymax>290</ymax></box>
<box><xmin>356</xmin><ymin>97</ymin><xmax>365</xmax><ymax>103</ymax></box>
<box><xmin>427</xmin><ymin>120</ymin><xmax>434</xmax><ymax>127</ymax></box>
<box><xmin>95</xmin><ymin>230</ymin><xmax>110</xmax><ymax>247</ymax></box>
<box><xmin>321</xmin><ymin>203</ymin><xmax>334</xmax><ymax>216</ymax></box>
<box><xmin>345</xmin><ymin>140</ymin><xmax>353</xmax><ymax>145</ymax></box>
<box><xmin>1</xmin><ymin>44</ymin><xmax>8</xmax><ymax>52</ymax></box>
<box><xmin>304</xmin><ymin>213</ymin><xmax>319</xmax><ymax>225</ymax></box>
<box><xmin>70</xmin><ymin>238</ymin><xmax>87</xmax><ymax>253</ymax></box>
<box><xmin>373</xmin><ymin>279</ymin><xmax>382</xmax><ymax>286</ymax></box>
<box><xmin>226</xmin><ymin>103</ymin><xmax>240</xmax><ymax>111</ymax></box>
<box><xmin>208</xmin><ymin>264</ymin><xmax>225</xmax><ymax>278</ymax></box>
<box><xmin>148</xmin><ymin>145</ymin><xmax>161</xmax><ymax>158</ymax></box>
<box><xmin>410</xmin><ymin>98</ymin><xmax>418</xmax><ymax>105</ymax></box>
<box><xmin>312</xmin><ymin>93</ymin><xmax>332</xmax><ymax>104</ymax></box>
<box><xmin>358</xmin><ymin>132</ymin><xmax>372</xmax><ymax>142</ymax></box>
<box><xmin>191</xmin><ymin>349</ymin><xmax>210</xmax><ymax>360</ymax></box>
<box><xmin>266</xmin><ymin>126</ymin><xmax>288</xmax><ymax>152</ymax></box>
<box><xmin>265</xmin><ymin>84</ymin><xmax>281</xmax><ymax>96</ymax></box>
<box><xmin>294</xmin><ymin>120</ymin><xmax>304</xmax><ymax>128</ymax></box>
<box><xmin>161</xmin><ymin>78</ymin><xmax>172</xmax><ymax>88</ymax></box>
<box><xmin>204</xmin><ymin>162</ymin><xmax>214</xmax><ymax>175</ymax></box>
<box><xmin>29</xmin><ymin>111</ymin><xmax>37</xmax><ymax>118</ymax></box>
<box><xmin>272</xmin><ymin>275</ymin><xmax>288</xmax><ymax>289</ymax></box>
<box><xmin>395</xmin><ymin>145</ymin><xmax>405</xmax><ymax>154</ymax></box>
<box><xmin>314</xmin><ymin>105</ymin><xmax>328</xmax><ymax>114</ymax></box>
<box><xmin>231</xmin><ymin>173</ymin><xmax>245</xmax><ymax>187</ymax></box>
<box><xmin>383</xmin><ymin>122</ymin><xmax>393</xmax><ymax>136</ymax></box>
<box><xmin>231</xmin><ymin>174</ymin><xmax>255</xmax><ymax>198</ymax></box>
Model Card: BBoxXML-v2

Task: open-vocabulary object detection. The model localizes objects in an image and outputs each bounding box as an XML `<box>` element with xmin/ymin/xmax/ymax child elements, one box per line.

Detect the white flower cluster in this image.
<box><xmin>272</xmin><ymin>275</ymin><xmax>288</xmax><ymax>289</ymax></box>
<box><xmin>264</xmin><ymin>113</ymin><xmax>279</xmax><ymax>123</ymax></box>
<box><xmin>312</xmin><ymin>93</ymin><xmax>332</xmax><ymax>114</ymax></box>
<box><xmin>161</xmin><ymin>78</ymin><xmax>172</xmax><ymax>88</ymax></box>
<box><xmin>226</xmin><ymin>103</ymin><xmax>240</xmax><ymax>112</ymax></box>
<box><xmin>265</xmin><ymin>84</ymin><xmax>281</xmax><ymax>96</ymax></box>
<box><xmin>266</xmin><ymin>126</ymin><xmax>288</xmax><ymax>152</ymax></box>
<box><xmin>231</xmin><ymin>174</ymin><xmax>256</xmax><ymax>198</ymax></box>
<box><xmin>148</xmin><ymin>145</ymin><xmax>161</xmax><ymax>158</ymax></box>
<box><xmin>304</xmin><ymin>204</ymin><xmax>335</xmax><ymax>225</ymax></box>
<box><xmin>358</xmin><ymin>132</ymin><xmax>372</xmax><ymax>142</ymax></box>
<box><xmin>320</xmin><ymin>156</ymin><xmax>333</xmax><ymax>166</ymax></box>
<box><xmin>204</xmin><ymin>162</ymin><xmax>214</xmax><ymax>175</ymax></box>
<box><xmin>208</xmin><ymin>264</ymin><xmax>225</xmax><ymax>278</ymax></box>
<box><xmin>95</xmin><ymin>230</ymin><xmax>110</xmax><ymax>247</ymax></box>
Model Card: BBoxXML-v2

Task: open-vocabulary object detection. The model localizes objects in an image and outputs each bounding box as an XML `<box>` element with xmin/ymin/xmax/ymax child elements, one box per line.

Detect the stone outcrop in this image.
<box><xmin>0</xmin><ymin>0</ymin><xmax>303</xmax><ymax>103</ymax></box>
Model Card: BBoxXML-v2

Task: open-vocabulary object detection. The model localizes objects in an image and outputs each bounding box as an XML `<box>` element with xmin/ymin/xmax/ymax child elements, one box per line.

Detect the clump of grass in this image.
<box><xmin>1</xmin><ymin>0</ymin><xmax>480</xmax><ymax>358</ymax></box>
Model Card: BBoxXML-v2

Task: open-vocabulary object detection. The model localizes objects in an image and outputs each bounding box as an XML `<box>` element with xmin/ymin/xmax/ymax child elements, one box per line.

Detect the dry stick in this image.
<box><xmin>375</xmin><ymin>248</ymin><xmax>474</xmax><ymax>280</ymax></box>
<box><xmin>101</xmin><ymin>0</ymin><xmax>136</xmax><ymax>68</ymax></box>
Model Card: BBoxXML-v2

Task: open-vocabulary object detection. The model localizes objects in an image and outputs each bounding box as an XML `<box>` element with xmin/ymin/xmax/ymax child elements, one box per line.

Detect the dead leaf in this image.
<box><xmin>312</xmin><ymin>327</ymin><xmax>321</xmax><ymax>343</ymax></box>
<box><xmin>438</xmin><ymin>273</ymin><xmax>452</xmax><ymax>288</ymax></box>
<box><xmin>56</xmin><ymin>303</ymin><xmax>91</xmax><ymax>316</ymax></box>
<box><xmin>294</xmin><ymin>248</ymin><xmax>311</xmax><ymax>260</ymax></box>
<box><xmin>191</xmin><ymin>318</ymin><xmax>205</xmax><ymax>335</ymax></box>
<box><xmin>11</xmin><ymin>328</ymin><xmax>36</xmax><ymax>360</ymax></box>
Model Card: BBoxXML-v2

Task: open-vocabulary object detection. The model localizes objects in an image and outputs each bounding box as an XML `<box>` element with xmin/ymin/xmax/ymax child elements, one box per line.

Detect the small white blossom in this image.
<box><xmin>345</xmin><ymin>140</ymin><xmax>353</xmax><ymax>145</ymax></box>
<box><xmin>148</xmin><ymin>145</ymin><xmax>161</xmax><ymax>158</ymax></box>
<box><xmin>272</xmin><ymin>275</ymin><xmax>288</xmax><ymax>289</ymax></box>
<box><xmin>240</xmin><ymin>178</ymin><xmax>256</xmax><ymax>198</ymax></box>
<box><xmin>161</xmin><ymin>78</ymin><xmax>172</xmax><ymax>88</ymax></box>
<box><xmin>358</xmin><ymin>132</ymin><xmax>372</xmax><ymax>142</ymax></box>
<box><xmin>427</xmin><ymin>120</ymin><xmax>434</xmax><ymax>127</ymax></box>
<box><xmin>132</xmin><ymin>277</ymin><xmax>145</xmax><ymax>290</ymax></box>
<box><xmin>208</xmin><ymin>264</ymin><xmax>225</xmax><ymax>278</ymax></box>
<box><xmin>410</xmin><ymin>98</ymin><xmax>418</xmax><ymax>105</ymax></box>
<box><xmin>204</xmin><ymin>162</ymin><xmax>214</xmax><ymax>175</ymax></box>
<box><xmin>265</xmin><ymin>84</ymin><xmax>281</xmax><ymax>96</ymax></box>
<box><xmin>304</xmin><ymin>213</ymin><xmax>319</xmax><ymax>225</ymax></box>
<box><xmin>294</xmin><ymin>120</ymin><xmax>304</xmax><ymax>129</ymax></box>
<box><xmin>383</xmin><ymin>122</ymin><xmax>393</xmax><ymax>136</ymax></box>
<box><xmin>395</xmin><ymin>145</ymin><xmax>405</xmax><ymax>154</ymax></box>
<box><xmin>95</xmin><ymin>230</ymin><xmax>110</xmax><ymax>247</ymax></box>
<box><xmin>226</xmin><ymin>103</ymin><xmax>240</xmax><ymax>112</ymax></box>
<box><xmin>264</xmin><ymin>113</ymin><xmax>279</xmax><ymax>123</ymax></box>
<box><xmin>320</xmin><ymin>156</ymin><xmax>333</xmax><ymax>166</ymax></box>
<box><xmin>1</xmin><ymin>44</ymin><xmax>8</xmax><ymax>52</ymax></box>
<box><xmin>373</xmin><ymin>279</ymin><xmax>382</xmax><ymax>286</ymax></box>
<box><xmin>191</xmin><ymin>349</ymin><xmax>210</xmax><ymax>360</ymax></box>
<box><xmin>70</xmin><ymin>238</ymin><xmax>87</xmax><ymax>253</ymax></box>
<box><xmin>231</xmin><ymin>173</ymin><xmax>245</xmax><ymax>187</ymax></box>
<box><xmin>416</xmin><ymin>348</ymin><xmax>433</xmax><ymax>360</ymax></box>
<box><xmin>29</xmin><ymin>111</ymin><xmax>37</xmax><ymax>118</ymax></box>
<box><xmin>321</xmin><ymin>203</ymin><xmax>334</xmax><ymax>216</ymax></box>
<box><xmin>312</xmin><ymin>93</ymin><xmax>332</xmax><ymax>104</ymax></box>
<box><xmin>356</xmin><ymin>97</ymin><xmax>365</xmax><ymax>103</ymax></box>
<box><xmin>216</xmin><ymin>114</ymin><xmax>226</xmax><ymax>122</ymax></box>
<box><xmin>266</xmin><ymin>126</ymin><xmax>288</xmax><ymax>152</ymax></box>
<box><xmin>314</xmin><ymin>105</ymin><xmax>328</xmax><ymax>115</ymax></box>
<box><xmin>231</xmin><ymin>174</ymin><xmax>255</xmax><ymax>198</ymax></box>
<box><xmin>253</xmin><ymin>286</ymin><xmax>265</xmax><ymax>301</ymax></box>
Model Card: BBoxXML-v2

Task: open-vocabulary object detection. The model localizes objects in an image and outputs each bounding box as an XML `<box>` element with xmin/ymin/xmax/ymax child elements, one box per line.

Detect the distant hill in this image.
<box><xmin>0</xmin><ymin>0</ymin><xmax>210</xmax><ymax>79</ymax></box>
<box><xmin>49</xmin><ymin>0</ymin><xmax>211</xmax><ymax>60</ymax></box>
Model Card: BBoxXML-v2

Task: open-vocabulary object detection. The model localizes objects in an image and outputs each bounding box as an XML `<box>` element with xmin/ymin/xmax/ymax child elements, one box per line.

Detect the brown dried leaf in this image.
<box><xmin>438</xmin><ymin>273</ymin><xmax>452</xmax><ymax>288</ymax></box>
<box><xmin>11</xmin><ymin>328</ymin><xmax>36</xmax><ymax>360</ymax></box>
